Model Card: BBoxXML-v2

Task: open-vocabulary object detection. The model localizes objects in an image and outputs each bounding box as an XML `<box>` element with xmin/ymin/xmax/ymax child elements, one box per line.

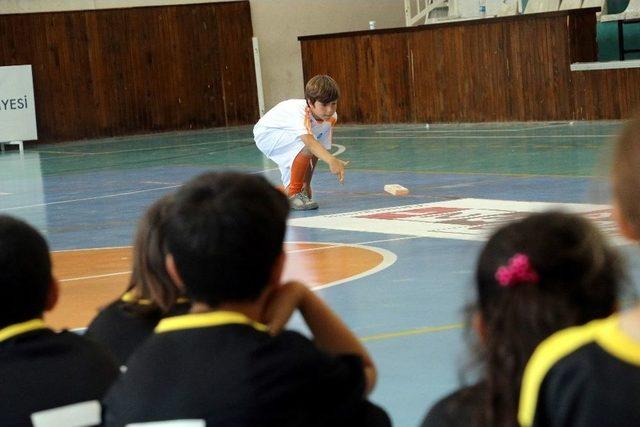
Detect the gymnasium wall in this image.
<box><xmin>0</xmin><ymin>0</ymin><xmax>407</xmax><ymax>112</ymax></box>
<box><xmin>0</xmin><ymin>1</ymin><xmax>257</xmax><ymax>142</ymax></box>
<box><xmin>300</xmin><ymin>9</ymin><xmax>640</xmax><ymax>123</ymax></box>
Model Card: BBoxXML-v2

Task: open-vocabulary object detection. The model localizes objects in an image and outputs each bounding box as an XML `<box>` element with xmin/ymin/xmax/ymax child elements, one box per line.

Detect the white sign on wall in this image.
<box><xmin>0</xmin><ymin>65</ymin><xmax>37</xmax><ymax>142</ymax></box>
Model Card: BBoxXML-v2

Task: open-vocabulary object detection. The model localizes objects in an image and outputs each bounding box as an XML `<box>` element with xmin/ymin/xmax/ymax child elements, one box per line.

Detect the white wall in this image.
<box><xmin>251</xmin><ymin>0</ymin><xmax>405</xmax><ymax>108</ymax></box>
<box><xmin>457</xmin><ymin>0</ymin><xmax>521</xmax><ymax>17</ymax></box>
<box><xmin>0</xmin><ymin>0</ymin><xmax>406</xmax><ymax>110</ymax></box>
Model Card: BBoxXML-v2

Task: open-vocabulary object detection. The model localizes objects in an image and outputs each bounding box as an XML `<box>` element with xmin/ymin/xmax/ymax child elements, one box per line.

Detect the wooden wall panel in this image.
<box><xmin>354</xmin><ymin>33</ymin><xmax>412</xmax><ymax>123</ymax></box>
<box><xmin>301</xmin><ymin>33</ymin><xmax>412</xmax><ymax>123</ymax></box>
<box><xmin>299</xmin><ymin>9</ymin><xmax>640</xmax><ymax>123</ymax></box>
<box><xmin>301</xmin><ymin>37</ymin><xmax>359</xmax><ymax>120</ymax></box>
<box><xmin>0</xmin><ymin>1</ymin><xmax>257</xmax><ymax>143</ymax></box>
<box><xmin>573</xmin><ymin>69</ymin><xmax>640</xmax><ymax>119</ymax></box>
<box><xmin>215</xmin><ymin>1</ymin><xmax>258</xmax><ymax>125</ymax></box>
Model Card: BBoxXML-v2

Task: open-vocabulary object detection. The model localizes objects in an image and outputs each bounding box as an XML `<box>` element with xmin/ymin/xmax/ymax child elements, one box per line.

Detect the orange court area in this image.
<box><xmin>46</xmin><ymin>242</ymin><xmax>385</xmax><ymax>330</ymax></box>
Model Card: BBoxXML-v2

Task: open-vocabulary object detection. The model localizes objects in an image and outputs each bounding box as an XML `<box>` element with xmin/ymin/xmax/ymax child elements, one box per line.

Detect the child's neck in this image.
<box><xmin>620</xmin><ymin>304</ymin><xmax>640</xmax><ymax>342</ymax></box>
<box><xmin>190</xmin><ymin>301</ymin><xmax>263</xmax><ymax>323</ymax></box>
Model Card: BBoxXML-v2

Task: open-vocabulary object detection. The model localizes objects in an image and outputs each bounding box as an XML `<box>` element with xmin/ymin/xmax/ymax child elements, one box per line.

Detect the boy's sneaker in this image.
<box><xmin>289</xmin><ymin>191</ymin><xmax>318</xmax><ymax>211</ymax></box>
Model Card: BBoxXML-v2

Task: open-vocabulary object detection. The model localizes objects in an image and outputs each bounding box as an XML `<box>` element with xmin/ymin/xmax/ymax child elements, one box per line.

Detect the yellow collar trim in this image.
<box><xmin>155</xmin><ymin>311</ymin><xmax>268</xmax><ymax>334</ymax></box>
<box><xmin>596</xmin><ymin>314</ymin><xmax>640</xmax><ymax>366</ymax></box>
<box><xmin>519</xmin><ymin>314</ymin><xmax>640</xmax><ymax>426</ymax></box>
<box><xmin>0</xmin><ymin>319</ymin><xmax>47</xmax><ymax>343</ymax></box>
<box><xmin>121</xmin><ymin>291</ymin><xmax>189</xmax><ymax>306</ymax></box>
<box><xmin>121</xmin><ymin>291</ymin><xmax>152</xmax><ymax>305</ymax></box>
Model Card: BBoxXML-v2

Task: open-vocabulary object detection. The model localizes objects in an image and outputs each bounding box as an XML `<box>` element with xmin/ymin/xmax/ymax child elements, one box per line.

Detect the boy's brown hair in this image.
<box><xmin>613</xmin><ymin>114</ymin><xmax>640</xmax><ymax>237</ymax></box>
<box><xmin>305</xmin><ymin>75</ymin><xmax>340</xmax><ymax>104</ymax></box>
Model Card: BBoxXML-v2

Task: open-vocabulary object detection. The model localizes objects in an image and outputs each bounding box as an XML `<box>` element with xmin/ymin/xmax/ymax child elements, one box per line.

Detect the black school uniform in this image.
<box><xmin>0</xmin><ymin>318</ymin><xmax>119</xmax><ymax>426</ymax></box>
<box><xmin>519</xmin><ymin>314</ymin><xmax>640</xmax><ymax>427</ymax></box>
<box><xmin>420</xmin><ymin>383</ymin><xmax>487</xmax><ymax>427</ymax></box>
<box><xmin>103</xmin><ymin>310</ymin><xmax>390</xmax><ymax>427</ymax></box>
<box><xmin>85</xmin><ymin>292</ymin><xmax>190</xmax><ymax>366</ymax></box>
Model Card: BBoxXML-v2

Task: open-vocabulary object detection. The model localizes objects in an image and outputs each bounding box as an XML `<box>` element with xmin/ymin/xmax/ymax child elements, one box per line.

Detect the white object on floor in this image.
<box><xmin>384</xmin><ymin>184</ymin><xmax>410</xmax><ymax>196</ymax></box>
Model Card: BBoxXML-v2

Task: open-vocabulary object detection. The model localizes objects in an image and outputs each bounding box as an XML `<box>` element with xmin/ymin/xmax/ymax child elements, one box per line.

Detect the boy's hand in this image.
<box><xmin>329</xmin><ymin>158</ymin><xmax>349</xmax><ymax>184</ymax></box>
<box><xmin>262</xmin><ymin>281</ymin><xmax>309</xmax><ymax>334</ymax></box>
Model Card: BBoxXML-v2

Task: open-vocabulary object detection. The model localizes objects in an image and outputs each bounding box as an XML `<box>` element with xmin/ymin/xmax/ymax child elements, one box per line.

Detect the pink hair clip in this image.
<box><xmin>495</xmin><ymin>253</ymin><xmax>539</xmax><ymax>288</ymax></box>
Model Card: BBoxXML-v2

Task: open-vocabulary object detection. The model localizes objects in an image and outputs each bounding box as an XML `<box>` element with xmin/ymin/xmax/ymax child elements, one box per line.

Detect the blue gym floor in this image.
<box><xmin>1</xmin><ymin>121</ymin><xmax>638</xmax><ymax>426</ymax></box>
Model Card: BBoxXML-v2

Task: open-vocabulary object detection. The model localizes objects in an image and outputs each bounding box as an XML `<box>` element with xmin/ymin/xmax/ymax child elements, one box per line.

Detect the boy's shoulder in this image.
<box><xmin>272</xmin><ymin>98</ymin><xmax>307</xmax><ymax>111</ymax></box>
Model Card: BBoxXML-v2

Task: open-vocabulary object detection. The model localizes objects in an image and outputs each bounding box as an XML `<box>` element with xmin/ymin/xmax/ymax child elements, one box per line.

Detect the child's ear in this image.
<box><xmin>613</xmin><ymin>203</ymin><xmax>640</xmax><ymax>241</ymax></box>
<box><xmin>165</xmin><ymin>254</ymin><xmax>185</xmax><ymax>290</ymax></box>
<box><xmin>472</xmin><ymin>311</ymin><xmax>488</xmax><ymax>344</ymax></box>
<box><xmin>268</xmin><ymin>251</ymin><xmax>286</xmax><ymax>288</ymax></box>
<box><xmin>44</xmin><ymin>277</ymin><xmax>59</xmax><ymax>312</ymax></box>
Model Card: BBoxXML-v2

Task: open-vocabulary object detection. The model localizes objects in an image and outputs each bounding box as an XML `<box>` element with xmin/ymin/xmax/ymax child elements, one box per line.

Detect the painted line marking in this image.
<box><xmin>38</xmin><ymin>138</ymin><xmax>254</xmax><ymax>156</ymax></box>
<box><xmin>141</xmin><ymin>181</ymin><xmax>178</xmax><ymax>185</ymax></box>
<box><xmin>71</xmin><ymin>322</ymin><xmax>464</xmax><ymax>342</ymax></box>
<box><xmin>37</xmin><ymin>150</ymin><xmax>93</xmax><ymax>156</ymax></box>
<box><xmin>333</xmin><ymin>143</ymin><xmax>346</xmax><ymax>156</ymax></box>
<box><xmin>59</xmin><ymin>271</ymin><xmax>130</xmax><ymax>283</ymax></box>
<box><xmin>359</xmin><ymin>323</ymin><xmax>463</xmax><ymax>342</ymax></box>
<box><xmin>53</xmin><ymin>245</ymin><xmax>132</xmax><ymax>253</ymax></box>
<box><xmin>55</xmin><ymin>240</ymin><xmax>398</xmax><ymax>289</ymax></box>
<box><xmin>2</xmin><ymin>168</ymin><xmax>278</xmax><ymax>212</ymax></box>
<box><xmin>289</xmin><ymin>198</ymin><xmax>621</xmax><ymax>243</ymax></box>
<box><xmin>335</xmin><ymin>135</ymin><xmax>616</xmax><ymax>140</ymax></box>
<box><xmin>0</xmin><ymin>185</ymin><xmax>181</xmax><ymax>212</ymax></box>
<box><xmin>375</xmin><ymin>123</ymin><xmax>569</xmax><ymax>134</ymax></box>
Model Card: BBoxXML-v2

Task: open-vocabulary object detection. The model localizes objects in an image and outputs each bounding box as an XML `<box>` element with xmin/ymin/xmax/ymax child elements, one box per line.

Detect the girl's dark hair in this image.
<box><xmin>126</xmin><ymin>194</ymin><xmax>181</xmax><ymax>314</ymax></box>
<box><xmin>473</xmin><ymin>211</ymin><xmax>621</xmax><ymax>426</ymax></box>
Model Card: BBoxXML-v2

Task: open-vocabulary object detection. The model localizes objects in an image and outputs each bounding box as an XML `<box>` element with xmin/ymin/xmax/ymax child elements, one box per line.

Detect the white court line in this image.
<box><xmin>37</xmin><ymin>150</ymin><xmax>93</xmax><ymax>156</ymax></box>
<box><xmin>2</xmin><ymin>168</ymin><xmax>279</xmax><ymax>212</ymax></box>
<box><xmin>60</xmin><ymin>271</ymin><xmax>130</xmax><ymax>283</ymax></box>
<box><xmin>38</xmin><ymin>137</ymin><xmax>253</xmax><ymax>156</ymax></box>
<box><xmin>141</xmin><ymin>181</ymin><xmax>178</xmax><ymax>185</ymax></box>
<box><xmin>53</xmin><ymin>245</ymin><xmax>131</xmax><ymax>253</ymax></box>
<box><xmin>332</xmin><ymin>143</ymin><xmax>346</xmax><ymax>156</ymax></box>
<box><xmin>256</xmin><ymin>167</ymin><xmax>279</xmax><ymax>173</ymax></box>
<box><xmin>286</xmin><ymin>236</ymin><xmax>421</xmax><ymax>254</ymax></box>
<box><xmin>336</xmin><ymin>135</ymin><xmax>616</xmax><ymax>140</ymax></box>
<box><xmin>0</xmin><ymin>185</ymin><xmax>180</xmax><ymax>211</ymax></box>
<box><xmin>284</xmin><ymin>241</ymin><xmax>397</xmax><ymax>290</ymax></box>
<box><xmin>56</xmin><ymin>239</ymin><xmax>403</xmax><ymax>288</ymax></box>
<box><xmin>375</xmin><ymin>123</ymin><xmax>569</xmax><ymax>134</ymax></box>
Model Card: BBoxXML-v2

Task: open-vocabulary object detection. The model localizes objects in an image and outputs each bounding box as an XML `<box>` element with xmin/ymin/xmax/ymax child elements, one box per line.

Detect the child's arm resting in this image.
<box><xmin>300</xmin><ymin>134</ymin><xmax>348</xmax><ymax>184</ymax></box>
<box><xmin>264</xmin><ymin>281</ymin><xmax>377</xmax><ymax>394</ymax></box>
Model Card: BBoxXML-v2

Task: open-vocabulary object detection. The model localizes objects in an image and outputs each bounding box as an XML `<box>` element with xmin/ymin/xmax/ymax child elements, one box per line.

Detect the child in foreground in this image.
<box><xmin>519</xmin><ymin>116</ymin><xmax>640</xmax><ymax>427</ymax></box>
<box><xmin>103</xmin><ymin>172</ymin><xmax>389</xmax><ymax>426</ymax></box>
<box><xmin>0</xmin><ymin>215</ymin><xmax>118</xmax><ymax>424</ymax></box>
<box><xmin>421</xmin><ymin>211</ymin><xmax>622</xmax><ymax>427</ymax></box>
<box><xmin>85</xmin><ymin>194</ymin><xmax>190</xmax><ymax>366</ymax></box>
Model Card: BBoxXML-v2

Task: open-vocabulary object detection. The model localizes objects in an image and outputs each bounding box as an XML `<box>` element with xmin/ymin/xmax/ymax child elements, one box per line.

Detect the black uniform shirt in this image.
<box><xmin>103</xmin><ymin>310</ymin><xmax>372</xmax><ymax>427</ymax></box>
<box><xmin>85</xmin><ymin>292</ymin><xmax>190</xmax><ymax>366</ymax></box>
<box><xmin>0</xmin><ymin>319</ymin><xmax>119</xmax><ymax>427</ymax></box>
<box><xmin>420</xmin><ymin>383</ymin><xmax>487</xmax><ymax>427</ymax></box>
<box><xmin>519</xmin><ymin>314</ymin><xmax>640</xmax><ymax>427</ymax></box>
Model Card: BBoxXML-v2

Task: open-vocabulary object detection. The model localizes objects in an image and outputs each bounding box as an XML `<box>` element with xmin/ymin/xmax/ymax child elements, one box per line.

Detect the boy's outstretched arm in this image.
<box><xmin>300</xmin><ymin>134</ymin><xmax>348</xmax><ymax>183</ymax></box>
<box><xmin>262</xmin><ymin>281</ymin><xmax>377</xmax><ymax>395</ymax></box>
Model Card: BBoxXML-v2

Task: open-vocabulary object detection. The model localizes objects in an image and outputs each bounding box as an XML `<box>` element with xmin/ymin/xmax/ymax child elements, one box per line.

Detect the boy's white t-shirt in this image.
<box><xmin>255</xmin><ymin>99</ymin><xmax>336</xmax><ymax>144</ymax></box>
<box><xmin>253</xmin><ymin>99</ymin><xmax>337</xmax><ymax>186</ymax></box>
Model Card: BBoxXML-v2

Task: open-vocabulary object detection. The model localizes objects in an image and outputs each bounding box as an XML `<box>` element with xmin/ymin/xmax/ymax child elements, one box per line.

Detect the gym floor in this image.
<box><xmin>1</xmin><ymin>121</ymin><xmax>637</xmax><ymax>426</ymax></box>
